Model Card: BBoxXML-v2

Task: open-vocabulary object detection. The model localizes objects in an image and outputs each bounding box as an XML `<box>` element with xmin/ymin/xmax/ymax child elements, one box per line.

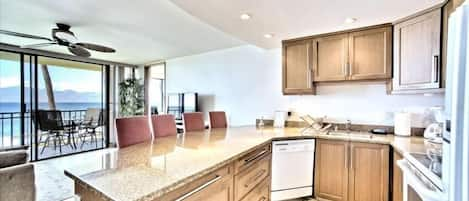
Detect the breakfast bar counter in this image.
<box><xmin>64</xmin><ymin>126</ymin><xmax>436</xmax><ymax>201</ymax></box>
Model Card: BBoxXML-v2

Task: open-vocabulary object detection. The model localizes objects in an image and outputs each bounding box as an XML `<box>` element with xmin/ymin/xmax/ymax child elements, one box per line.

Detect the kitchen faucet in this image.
<box><xmin>345</xmin><ymin>119</ymin><xmax>352</xmax><ymax>133</ymax></box>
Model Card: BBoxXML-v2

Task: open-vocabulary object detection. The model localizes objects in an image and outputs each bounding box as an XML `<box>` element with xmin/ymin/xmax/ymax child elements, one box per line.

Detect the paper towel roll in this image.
<box><xmin>394</xmin><ymin>112</ymin><xmax>412</xmax><ymax>136</ymax></box>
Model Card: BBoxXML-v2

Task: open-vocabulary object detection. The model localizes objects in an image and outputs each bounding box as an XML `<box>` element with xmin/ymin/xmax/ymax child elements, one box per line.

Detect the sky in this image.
<box><xmin>0</xmin><ymin>59</ymin><xmax>102</xmax><ymax>93</ymax></box>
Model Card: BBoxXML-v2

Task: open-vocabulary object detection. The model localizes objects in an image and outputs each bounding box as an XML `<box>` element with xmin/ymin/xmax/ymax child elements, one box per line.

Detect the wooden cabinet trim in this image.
<box><xmin>392</xmin><ymin>151</ymin><xmax>404</xmax><ymax>201</ymax></box>
<box><xmin>283</xmin><ymin>23</ymin><xmax>392</xmax><ymax>43</ymax></box>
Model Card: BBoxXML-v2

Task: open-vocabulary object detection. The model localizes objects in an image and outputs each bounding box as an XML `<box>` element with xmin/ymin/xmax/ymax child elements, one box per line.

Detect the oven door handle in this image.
<box><xmin>397</xmin><ymin>160</ymin><xmax>446</xmax><ymax>201</ymax></box>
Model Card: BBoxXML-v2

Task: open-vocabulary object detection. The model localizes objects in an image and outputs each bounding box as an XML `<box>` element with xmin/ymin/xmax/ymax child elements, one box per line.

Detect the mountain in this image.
<box><xmin>0</xmin><ymin>86</ymin><xmax>102</xmax><ymax>103</ymax></box>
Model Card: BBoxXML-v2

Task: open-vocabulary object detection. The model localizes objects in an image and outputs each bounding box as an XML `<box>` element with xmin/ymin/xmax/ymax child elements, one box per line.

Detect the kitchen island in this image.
<box><xmin>64</xmin><ymin>126</ymin><xmax>436</xmax><ymax>201</ymax></box>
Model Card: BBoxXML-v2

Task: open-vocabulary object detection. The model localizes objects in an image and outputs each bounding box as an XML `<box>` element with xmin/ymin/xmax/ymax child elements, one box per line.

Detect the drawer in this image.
<box><xmin>235</xmin><ymin>144</ymin><xmax>271</xmax><ymax>174</ymax></box>
<box><xmin>159</xmin><ymin>164</ymin><xmax>234</xmax><ymax>201</ymax></box>
<box><xmin>240</xmin><ymin>177</ymin><xmax>270</xmax><ymax>201</ymax></box>
<box><xmin>235</xmin><ymin>154</ymin><xmax>271</xmax><ymax>201</ymax></box>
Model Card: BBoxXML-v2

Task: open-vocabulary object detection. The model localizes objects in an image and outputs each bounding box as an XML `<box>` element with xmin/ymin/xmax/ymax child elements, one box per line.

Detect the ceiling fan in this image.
<box><xmin>0</xmin><ymin>23</ymin><xmax>116</xmax><ymax>57</ymax></box>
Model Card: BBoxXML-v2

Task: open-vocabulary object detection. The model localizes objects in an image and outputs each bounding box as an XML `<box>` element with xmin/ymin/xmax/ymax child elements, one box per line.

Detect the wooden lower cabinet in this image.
<box><xmin>240</xmin><ymin>177</ymin><xmax>271</xmax><ymax>201</ymax></box>
<box><xmin>315</xmin><ymin>140</ymin><xmax>390</xmax><ymax>201</ymax></box>
<box><xmin>159</xmin><ymin>164</ymin><xmax>234</xmax><ymax>201</ymax></box>
<box><xmin>161</xmin><ymin>144</ymin><xmax>272</xmax><ymax>201</ymax></box>
<box><xmin>392</xmin><ymin>151</ymin><xmax>404</xmax><ymax>201</ymax></box>
<box><xmin>315</xmin><ymin>139</ymin><xmax>349</xmax><ymax>201</ymax></box>
<box><xmin>234</xmin><ymin>155</ymin><xmax>271</xmax><ymax>200</ymax></box>
<box><xmin>348</xmin><ymin>142</ymin><xmax>389</xmax><ymax>201</ymax></box>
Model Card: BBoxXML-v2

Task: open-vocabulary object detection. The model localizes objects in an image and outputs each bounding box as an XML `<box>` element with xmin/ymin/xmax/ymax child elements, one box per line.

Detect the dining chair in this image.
<box><xmin>151</xmin><ymin>114</ymin><xmax>177</xmax><ymax>138</ymax></box>
<box><xmin>209</xmin><ymin>111</ymin><xmax>228</xmax><ymax>128</ymax></box>
<box><xmin>115</xmin><ymin>116</ymin><xmax>152</xmax><ymax>148</ymax></box>
<box><xmin>182</xmin><ymin>112</ymin><xmax>205</xmax><ymax>132</ymax></box>
<box><xmin>79</xmin><ymin>108</ymin><xmax>103</xmax><ymax>148</ymax></box>
<box><xmin>35</xmin><ymin>110</ymin><xmax>74</xmax><ymax>154</ymax></box>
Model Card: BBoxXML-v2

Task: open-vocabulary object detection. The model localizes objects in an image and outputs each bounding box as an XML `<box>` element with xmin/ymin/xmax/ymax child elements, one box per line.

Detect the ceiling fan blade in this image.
<box><xmin>68</xmin><ymin>45</ymin><xmax>91</xmax><ymax>57</ymax></box>
<box><xmin>21</xmin><ymin>42</ymin><xmax>57</xmax><ymax>49</ymax></box>
<box><xmin>75</xmin><ymin>42</ymin><xmax>116</xmax><ymax>53</ymax></box>
<box><xmin>0</xmin><ymin>30</ymin><xmax>53</xmax><ymax>41</ymax></box>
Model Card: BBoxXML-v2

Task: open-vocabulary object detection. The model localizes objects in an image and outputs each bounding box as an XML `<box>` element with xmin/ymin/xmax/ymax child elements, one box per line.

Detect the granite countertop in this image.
<box><xmin>64</xmin><ymin>126</ymin><xmax>438</xmax><ymax>201</ymax></box>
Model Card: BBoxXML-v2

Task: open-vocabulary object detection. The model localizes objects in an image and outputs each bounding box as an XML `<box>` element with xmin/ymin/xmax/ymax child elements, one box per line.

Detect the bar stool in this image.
<box><xmin>209</xmin><ymin>111</ymin><xmax>227</xmax><ymax>128</ymax></box>
<box><xmin>115</xmin><ymin>116</ymin><xmax>152</xmax><ymax>148</ymax></box>
<box><xmin>182</xmin><ymin>112</ymin><xmax>205</xmax><ymax>132</ymax></box>
<box><xmin>151</xmin><ymin>114</ymin><xmax>178</xmax><ymax>137</ymax></box>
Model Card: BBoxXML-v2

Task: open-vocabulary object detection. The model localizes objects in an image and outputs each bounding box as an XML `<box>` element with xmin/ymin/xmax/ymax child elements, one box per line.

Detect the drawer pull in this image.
<box><xmin>258</xmin><ymin>196</ymin><xmax>267</xmax><ymax>201</ymax></box>
<box><xmin>175</xmin><ymin>175</ymin><xmax>221</xmax><ymax>201</ymax></box>
<box><xmin>244</xmin><ymin>169</ymin><xmax>267</xmax><ymax>188</ymax></box>
<box><xmin>244</xmin><ymin>149</ymin><xmax>268</xmax><ymax>165</ymax></box>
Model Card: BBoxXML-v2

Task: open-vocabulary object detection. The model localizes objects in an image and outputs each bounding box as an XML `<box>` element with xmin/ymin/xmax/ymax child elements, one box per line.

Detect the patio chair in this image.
<box><xmin>78</xmin><ymin>108</ymin><xmax>104</xmax><ymax>149</ymax></box>
<box><xmin>0</xmin><ymin>150</ymin><xmax>35</xmax><ymax>201</ymax></box>
<box><xmin>34</xmin><ymin>110</ymin><xmax>74</xmax><ymax>154</ymax></box>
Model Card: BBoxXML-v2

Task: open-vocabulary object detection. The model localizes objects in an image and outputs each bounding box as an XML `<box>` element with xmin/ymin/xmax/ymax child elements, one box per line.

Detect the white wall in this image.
<box><xmin>166</xmin><ymin>45</ymin><xmax>444</xmax><ymax>127</ymax></box>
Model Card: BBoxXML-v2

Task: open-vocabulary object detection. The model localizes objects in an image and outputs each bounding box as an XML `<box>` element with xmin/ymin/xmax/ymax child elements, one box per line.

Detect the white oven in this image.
<box><xmin>397</xmin><ymin>159</ymin><xmax>446</xmax><ymax>201</ymax></box>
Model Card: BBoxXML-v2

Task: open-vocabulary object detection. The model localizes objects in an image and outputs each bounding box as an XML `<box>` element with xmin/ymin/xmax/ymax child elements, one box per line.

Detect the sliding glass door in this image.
<box><xmin>0</xmin><ymin>50</ymin><xmax>110</xmax><ymax>160</ymax></box>
<box><xmin>0</xmin><ymin>51</ymin><xmax>26</xmax><ymax>149</ymax></box>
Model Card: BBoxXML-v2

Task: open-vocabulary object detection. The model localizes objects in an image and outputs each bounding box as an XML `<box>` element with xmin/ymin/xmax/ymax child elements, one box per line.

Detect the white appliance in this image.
<box><xmin>444</xmin><ymin>2</ymin><xmax>469</xmax><ymax>201</ymax></box>
<box><xmin>271</xmin><ymin>139</ymin><xmax>315</xmax><ymax>201</ymax></box>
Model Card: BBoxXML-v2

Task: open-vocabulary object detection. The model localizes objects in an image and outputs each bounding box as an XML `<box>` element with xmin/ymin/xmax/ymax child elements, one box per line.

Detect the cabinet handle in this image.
<box><xmin>175</xmin><ymin>175</ymin><xmax>222</xmax><ymax>201</ymax></box>
<box><xmin>307</xmin><ymin>43</ymin><xmax>312</xmax><ymax>88</ymax></box>
<box><xmin>244</xmin><ymin>149</ymin><xmax>268</xmax><ymax>165</ymax></box>
<box><xmin>245</xmin><ymin>169</ymin><xmax>267</xmax><ymax>188</ymax></box>
<box><xmin>258</xmin><ymin>196</ymin><xmax>267</xmax><ymax>201</ymax></box>
<box><xmin>432</xmin><ymin>55</ymin><xmax>439</xmax><ymax>83</ymax></box>
<box><xmin>345</xmin><ymin>145</ymin><xmax>348</xmax><ymax>169</ymax></box>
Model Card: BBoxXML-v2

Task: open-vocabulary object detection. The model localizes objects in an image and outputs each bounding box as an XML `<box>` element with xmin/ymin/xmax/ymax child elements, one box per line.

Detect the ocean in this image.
<box><xmin>0</xmin><ymin>102</ymin><xmax>102</xmax><ymax>147</ymax></box>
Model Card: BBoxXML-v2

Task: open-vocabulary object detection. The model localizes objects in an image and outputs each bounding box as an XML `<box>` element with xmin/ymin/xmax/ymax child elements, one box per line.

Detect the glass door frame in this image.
<box><xmin>1</xmin><ymin>48</ymin><xmax>111</xmax><ymax>161</ymax></box>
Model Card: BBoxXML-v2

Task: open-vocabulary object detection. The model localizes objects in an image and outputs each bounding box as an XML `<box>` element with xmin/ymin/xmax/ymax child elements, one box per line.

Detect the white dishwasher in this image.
<box><xmin>271</xmin><ymin>139</ymin><xmax>315</xmax><ymax>201</ymax></box>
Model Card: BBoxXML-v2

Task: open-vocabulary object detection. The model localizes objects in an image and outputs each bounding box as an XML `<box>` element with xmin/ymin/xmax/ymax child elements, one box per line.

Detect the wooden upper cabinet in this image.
<box><xmin>315</xmin><ymin>139</ymin><xmax>349</xmax><ymax>201</ymax></box>
<box><xmin>348</xmin><ymin>27</ymin><xmax>392</xmax><ymax>80</ymax></box>
<box><xmin>282</xmin><ymin>40</ymin><xmax>315</xmax><ymax>95</ymax></box>
<box><xmin>393</xmin><ymin>9</ymin><xmax>442</xmax><ymax>92</ymax></box>
<box><xmin>312</xmin><ymin>34</ymin><xmax>349</xmax><ymax>81</ymax></box>
<box><xmin>348</xmin><ymin>142</ymin><xmax>389</xmax><ymax>201</ymax></box>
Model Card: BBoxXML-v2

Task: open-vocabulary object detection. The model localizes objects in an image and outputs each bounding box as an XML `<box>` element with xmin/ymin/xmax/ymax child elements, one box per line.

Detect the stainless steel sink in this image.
<box><xmin>327</xmin><ymin>130</ymin><xmax>373</xmax><ymax>139</ymax></box>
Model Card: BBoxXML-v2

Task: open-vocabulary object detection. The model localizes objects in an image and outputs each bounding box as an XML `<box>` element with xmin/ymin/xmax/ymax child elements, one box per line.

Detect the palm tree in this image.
<box><xmin>40</xmin><ymin>64</ymin><xmax>56</xmax><ymax>110</ymax></box>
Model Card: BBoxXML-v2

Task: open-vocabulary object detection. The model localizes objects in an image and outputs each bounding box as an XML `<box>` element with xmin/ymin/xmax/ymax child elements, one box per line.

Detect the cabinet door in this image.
<box><xmin>392</xmin><ymin>151</ymin><xmax>403</xmax><ymax>201</ymax></box>
<box><xmin>312</xmin><ymin>34</ymin><xmax>349</xmax><ymax>81</ymax></box>
<box><xmin>348</xmin><ymin>142</ymin><xmax>389</xmax><ymax>201</ymax></box>
<box><xmin>282</xmin><ymin>41</ymin><xmax>315</xmax><ymax>94</ymax></box>
<box><xmin>348</xmin><ymin>27</ymin><xmax>392</xmax><ymax>80</ymax></box>
<box><xmin>315</xmin><ymin>139</ymin><xmax>349</xmax><ymax>201</ymax></box>
<box><xmin>393</xmin><ymin>9</ymin><xmax>441</xmax><ymax>91</ymax></box>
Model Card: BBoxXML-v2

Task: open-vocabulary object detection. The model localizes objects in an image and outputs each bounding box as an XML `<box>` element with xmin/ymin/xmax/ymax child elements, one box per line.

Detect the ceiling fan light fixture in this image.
<box><xmin>54</xmin><ymin>30</ymin><xmax>77</xmax><ymax>42</ymax></box>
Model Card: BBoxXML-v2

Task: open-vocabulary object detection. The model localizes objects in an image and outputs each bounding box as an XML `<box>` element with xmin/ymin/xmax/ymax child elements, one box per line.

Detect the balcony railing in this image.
<box><xmin>0</xmin><ymin>109</ymin><xmax>87</xmax><ymax>149</ymax></box>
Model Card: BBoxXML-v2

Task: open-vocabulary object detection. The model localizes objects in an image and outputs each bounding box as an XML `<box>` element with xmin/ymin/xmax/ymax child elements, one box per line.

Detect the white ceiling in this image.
<box><xmin>0</xmin><ymin>0</ymin><xmax>244</xmax><ymax>64</ymax></box>
<box><xmin>171</xmin><ymin>0</ymin><xmax>444</xmax><ymax>48</ymax></box>
<box><xmin>0</xmin><ymin>0</ymin><xmax>445</xmax><ymax>64</ymax></box>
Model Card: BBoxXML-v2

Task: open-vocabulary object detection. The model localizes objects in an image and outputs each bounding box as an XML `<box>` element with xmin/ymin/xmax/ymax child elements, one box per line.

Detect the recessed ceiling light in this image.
<box><xmin>345</xmin><ymin>17</ymin><xmax>357</xmax><ymax>23</ymax></box>
<box><xmin>264</xmin><ymin>34</ymin><xmax>274</xmax><ymax>38</ymax></box>
<box><xmin>240</xmin><ymin>13</ymin><xmax>251</xmax><ymax>20</ymax></box>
